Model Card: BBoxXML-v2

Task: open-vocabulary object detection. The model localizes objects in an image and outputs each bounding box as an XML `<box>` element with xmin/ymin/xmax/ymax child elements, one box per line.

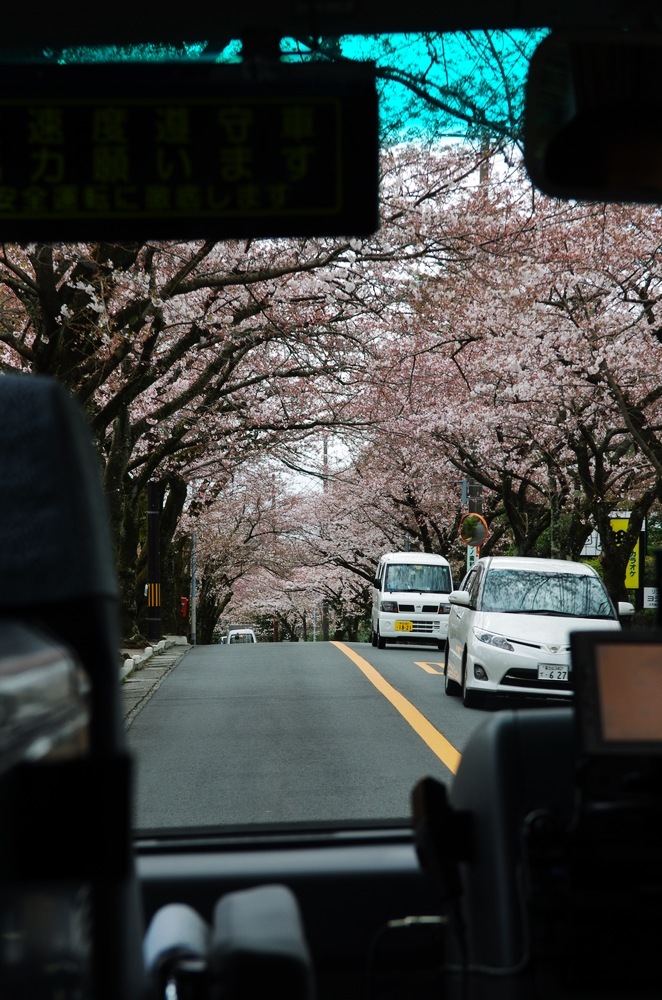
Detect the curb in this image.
<box><xmin>119</xmin><ymin>635</ymin><xmax>190</xmax><ymax>681</ymax></box>
<box><xmin>121</xmin><ymin>636</ymin><xmax>192</xmax><ymax>727</ymax></box>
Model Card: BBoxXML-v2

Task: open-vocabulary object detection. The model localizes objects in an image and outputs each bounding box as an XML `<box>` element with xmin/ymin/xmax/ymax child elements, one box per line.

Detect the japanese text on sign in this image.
<box><xmin>0</xmin><ymin>98</ymin><xmax>340</xmax><ymax>222</ymax></box>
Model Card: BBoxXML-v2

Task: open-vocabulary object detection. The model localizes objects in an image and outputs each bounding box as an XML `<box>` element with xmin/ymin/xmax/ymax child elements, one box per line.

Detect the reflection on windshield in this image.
<box><xmin>481</xmin><ymin>571</ymin><xmax>614</xmax><ymax>617</ymax></box>
<box><xmin>384</xmin><ymin>564</ymin><xmax>452</xmax><ymax>593</ymax></box>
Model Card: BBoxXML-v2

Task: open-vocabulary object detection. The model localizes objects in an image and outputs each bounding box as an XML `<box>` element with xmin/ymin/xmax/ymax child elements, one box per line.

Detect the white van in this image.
<box><xmin>223</xmin><ymin>628</ymin><xmax>258</xmax><ymax>644</ymax></box>
<box><xmin>371</xmin><ymin>551</ymin><xmax>453</xmax><ymax>650</ymax></box>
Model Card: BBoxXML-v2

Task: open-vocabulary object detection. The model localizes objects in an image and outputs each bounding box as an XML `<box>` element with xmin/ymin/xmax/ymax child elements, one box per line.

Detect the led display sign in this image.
<box><xmin>0</xmin><ymin>62</ymin><xmax>379</xmax><ymax>240</ymax></box>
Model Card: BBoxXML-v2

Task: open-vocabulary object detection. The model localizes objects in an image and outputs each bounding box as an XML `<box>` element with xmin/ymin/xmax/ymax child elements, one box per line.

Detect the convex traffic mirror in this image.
<box><xmin>459</xmin><ymin>513</ymin><xmax>488</xmax><ymax>546</ymax></box>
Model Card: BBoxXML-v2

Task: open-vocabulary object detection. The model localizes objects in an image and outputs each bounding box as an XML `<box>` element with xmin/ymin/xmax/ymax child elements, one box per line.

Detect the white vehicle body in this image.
<box><xmin>371</xmin><ymin>551</ymin><xmax>453</xmax><ymax>650</ymax></box>
<box><xmin>226</xmin><ymin>628</ymin><xmax>258</xmax><ymax>644</ymax></box>
<box><xmin>444</xmin><ymin>555</ymin><xmax>630</xmax><ymax>707</ymax></box>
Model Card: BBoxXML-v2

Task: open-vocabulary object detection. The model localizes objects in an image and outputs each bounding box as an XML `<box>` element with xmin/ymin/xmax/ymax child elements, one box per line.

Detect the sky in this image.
<box><xmin>58</xmin><ymin>30</ymin><xmax>543</xmax><ymax>142</ymax></box>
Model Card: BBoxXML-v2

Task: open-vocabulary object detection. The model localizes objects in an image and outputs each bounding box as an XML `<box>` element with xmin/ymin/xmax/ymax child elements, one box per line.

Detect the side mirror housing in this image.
<box><xmin>618</xmin><ymin>601</ymin><xmax>635</xmax><ymax>617</ymax></box>
<box><xmin>449</xmin><ymin>590</ymin><xmax>471</xmax><ymax>608</ymax></box>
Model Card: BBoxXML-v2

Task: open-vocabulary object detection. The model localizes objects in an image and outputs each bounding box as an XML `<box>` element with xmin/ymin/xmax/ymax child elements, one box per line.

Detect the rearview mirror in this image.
<box><xmin>525</xmin><ymin>31</ymin><xmax>662</xmax><ymax>203</ymax></box>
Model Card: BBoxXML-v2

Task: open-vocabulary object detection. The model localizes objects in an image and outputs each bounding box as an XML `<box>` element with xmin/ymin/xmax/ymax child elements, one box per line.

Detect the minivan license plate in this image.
<box><xmin>538</xmin><ymin>663</ymin><xmax>568</xmax><ymax>682</ymax></box>
<box><xmin>395</xmin><ymin>621</ymin><xmax>413</xmax><ymax>632</ymax></box>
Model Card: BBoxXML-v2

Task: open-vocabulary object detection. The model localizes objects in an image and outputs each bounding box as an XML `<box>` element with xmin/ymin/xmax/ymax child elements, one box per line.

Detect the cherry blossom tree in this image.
<box><xmin>365</xmin><ymin>167</ymin><xmax>662</xmax><ymax>601</ymax></box>
<box><xmin>206</xmin><ymin>149</ymin><xmax>662</xmax><ymax>625</ymax></box>
<box><xmin>0</xmin><ymin>126</ymin><xmax>504</xmax><ymax>644</ymax></box>
<box><xmin>0</xmin><ymin>235</ymin><xmax>392</xmax><ymax>637</ymax></box>
<box><xmin>3</xmin><ymin>131</ymin><xmax>662</xmax><ymax>637</ymax></box>
<box><xmin>263</xmin><ymin>150</ymin><xmax>662</xmax><ymax>615</ymax></box>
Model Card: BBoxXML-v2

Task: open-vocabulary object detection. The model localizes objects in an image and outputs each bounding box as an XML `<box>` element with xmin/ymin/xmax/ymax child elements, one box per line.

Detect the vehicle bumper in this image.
<box><xmin>467</xmin><ymin>645</ymin><xmax>573</xmax><ymax>699</ymax></box>
<box><xmin>378</xmin><ymin>616</ymin><xmax>449</xmax><ymax>644</ymax></box>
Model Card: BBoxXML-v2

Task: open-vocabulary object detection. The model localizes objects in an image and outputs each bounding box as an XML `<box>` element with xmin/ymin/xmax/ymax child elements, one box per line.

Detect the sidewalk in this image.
<box><xmin>120</xmin><ymin>635</ymin><xmax>191</xmax><ymax>727</ymax></box>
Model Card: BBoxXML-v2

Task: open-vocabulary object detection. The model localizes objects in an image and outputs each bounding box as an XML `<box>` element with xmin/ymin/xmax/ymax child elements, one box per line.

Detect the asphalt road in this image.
<box><xmin>125</xmin><ymin>640</ymin><xmax>488</xmax><ymax>830</ymax></box>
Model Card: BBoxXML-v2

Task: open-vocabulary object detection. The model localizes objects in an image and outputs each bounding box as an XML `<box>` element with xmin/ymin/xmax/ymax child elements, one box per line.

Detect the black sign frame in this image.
<box><xmin>0</xmin><ymin>61</ymin><xmax>379</xmax><ymax>241</ymax></box>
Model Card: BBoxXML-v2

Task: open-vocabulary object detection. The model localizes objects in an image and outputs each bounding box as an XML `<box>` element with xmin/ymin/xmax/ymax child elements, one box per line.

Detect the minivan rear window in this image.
<box><xmin>481</xmin><ymin>570</ymin><xmax>614</xmax><ymax>618</ymax></box>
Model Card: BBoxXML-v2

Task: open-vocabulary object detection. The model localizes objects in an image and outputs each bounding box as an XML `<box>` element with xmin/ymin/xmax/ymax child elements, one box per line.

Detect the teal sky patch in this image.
<box><xmin>58</xmin><ymin>30</ymin><xmax>547</xmax><ymax>144</ymax></box>
<box><xmin>283</xmin><ymin>31</ymin><xmax>547</xmax><ymax>143</ymax></box>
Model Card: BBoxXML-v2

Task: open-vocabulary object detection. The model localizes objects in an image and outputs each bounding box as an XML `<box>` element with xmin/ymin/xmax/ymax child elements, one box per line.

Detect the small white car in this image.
<box><xmin>444</xmin><ymin>555</ymin><xmax>633</xmax><ymax>708</ymax></box>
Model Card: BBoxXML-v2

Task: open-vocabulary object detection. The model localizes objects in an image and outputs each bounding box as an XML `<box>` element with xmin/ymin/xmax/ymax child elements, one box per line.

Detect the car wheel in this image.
<box><xmin>437</xmin><ymin>640</ymin><xmax>445</xmax><ymax>651</ymax></box>
<box><xmin>377</xmin><ymin>629</ymin><xmax>386</xmax><ymax>650</ymax></box>
<box><xmin>371</xmin><ymin>629</ymin><xmax>377</xmax><ymax>647</ymax></box>
<box><xmin>462</xmin><ymin>653</ymin><xmax>481</xmax><ymax>708</ymax></box>
<box><xmin>444</xmin><ymin>646</ymin><xmax>461</xmax><ymax>697</ymax></box>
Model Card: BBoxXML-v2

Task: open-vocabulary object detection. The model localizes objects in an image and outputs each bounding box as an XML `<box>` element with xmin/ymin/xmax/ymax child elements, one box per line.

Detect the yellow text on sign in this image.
<box><xmin>610</xmin><ymin>517</ymin><xmax>639</xmax><ymax>588</ymax></box>
<box><xmin>625</xmin><ymin>538</ymin><xmax>640</xmax><ymax>589</ymax></box>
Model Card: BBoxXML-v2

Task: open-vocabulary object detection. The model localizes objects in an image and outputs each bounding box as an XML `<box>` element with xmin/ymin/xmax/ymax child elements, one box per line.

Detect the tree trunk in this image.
<box><xmin>117</xmin><ymin>480</ymin><xmax>144</xmax><ymax>643</ymax></box>
<box><xmin>159</xmin><ymin>476</ymin><xmax>188</xmax><ymax>634</ymax></box>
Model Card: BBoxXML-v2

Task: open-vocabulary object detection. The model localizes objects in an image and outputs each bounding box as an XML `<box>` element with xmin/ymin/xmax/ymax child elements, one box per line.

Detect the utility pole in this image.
<box><xmin>322</xmin><ymin>432</ymin><xmax>330</xmax><ymax>641</ymax></box>
<box><xmin>190</xmin><ymin>532</ymin><xmax>197</xmax><ymax>646</ymax></box>
<box><xmin>467</xmin><ymin>478</ymin><xmax>483</xmax><ymax>515</ymax></box>
<box><xmin>462</xmin><ymin>477</ymin><xmax>484</xmax><ymax>569</ymax></box>
<box><xmin>146</xmin><ymin>480</ymin><xmax>162</xmax><ymax>643</ymax></box>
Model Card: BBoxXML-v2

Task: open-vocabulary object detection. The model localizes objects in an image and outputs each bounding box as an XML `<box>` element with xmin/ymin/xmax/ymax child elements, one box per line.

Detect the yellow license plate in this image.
<box><xmin>395</xmin><ymin>621</ymin><xmax>413</xmax><ymax>632</ymax></box>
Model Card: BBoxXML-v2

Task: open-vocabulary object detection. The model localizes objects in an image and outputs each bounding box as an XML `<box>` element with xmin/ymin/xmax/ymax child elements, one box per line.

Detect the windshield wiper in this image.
<box><xmin>525</xmin><ymin>609</ymin><xmax>616</xmax><ymax>618</ymax></box>
<box><xmin>494</xmin><ymin>608</ymin><xmax>578</xmax><ymax>617</ymax></box>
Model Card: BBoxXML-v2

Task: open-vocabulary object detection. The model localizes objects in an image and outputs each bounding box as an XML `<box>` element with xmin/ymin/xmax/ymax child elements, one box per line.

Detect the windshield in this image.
<box><xmin>384</xmin><ymin>564</ymin><xmax>452</xmax><ymax>593</ymax></box>
<box><xmin>2</xmin><ymin>26</ymin><xmax>656</xmax><ymax>837</ymax></box>
<box><xmin>480</xmin><ymin>570</ymin><xmax>615</xmax><ymax>618</ymax></box>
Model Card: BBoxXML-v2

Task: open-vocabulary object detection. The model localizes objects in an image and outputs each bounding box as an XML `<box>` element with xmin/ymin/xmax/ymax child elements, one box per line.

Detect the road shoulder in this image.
<box><xmin>121</xmin><ymin>636</ymin><xmax>191</xmax><ymax>727</ymax></box>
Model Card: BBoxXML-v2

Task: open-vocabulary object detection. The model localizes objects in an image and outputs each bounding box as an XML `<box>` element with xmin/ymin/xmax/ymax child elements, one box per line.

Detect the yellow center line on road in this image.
<box><xmin>331</xmin><ymin>641</ymin><xmax>461</xmax><ymax>775</ymax></box>
<box><xmin>414</xmin><ymin>661</ymin><xmax>443</xmax><ymax>675</ymax></box>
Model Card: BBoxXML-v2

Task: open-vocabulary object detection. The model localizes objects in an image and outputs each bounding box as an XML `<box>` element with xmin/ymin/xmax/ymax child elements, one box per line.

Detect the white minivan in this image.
<box><xmin>444</xmin><ymin>555</ymin><xmax>634</xmax><ymax>708</ymax></box>
<box><xmin>371</xmin><ymin>551</ymin><xmax>453</xmax><ymax>650</ymax></box>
